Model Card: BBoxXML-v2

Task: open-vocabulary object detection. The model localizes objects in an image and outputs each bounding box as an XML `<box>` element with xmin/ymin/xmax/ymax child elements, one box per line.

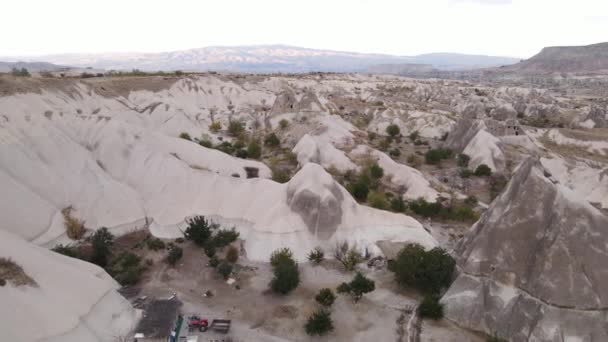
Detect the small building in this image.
<box><xmin>133</xmin><ymin>297</ymin><xmax>182</xmax><ymax>342</ymax></box>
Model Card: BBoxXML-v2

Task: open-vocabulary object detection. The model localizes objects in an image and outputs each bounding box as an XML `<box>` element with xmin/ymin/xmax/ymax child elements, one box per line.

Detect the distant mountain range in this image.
<box><xmin>0</xmin><ymin>61</ymin><xmax>69</xmax><ymax>73</ymax></box>
<box><xmin>501</xmin><ymin>42</ymin><xmax>608</xmax><ymax>74</ymax></box>
<box><xmin>1</xmin><ymin>45</ymin><xmax>519</xmax><ymax>73</ymax></box>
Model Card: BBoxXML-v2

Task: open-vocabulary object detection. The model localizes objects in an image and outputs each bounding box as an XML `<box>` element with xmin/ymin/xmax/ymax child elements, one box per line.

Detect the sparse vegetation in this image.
<box><xmin>271</xmin><ymin>167</ymin><xmax>291</xmax><ymax>183</ymax></box>
<box><xmin>167</xmin><ymin>245</ymin><xmax>183</xmax><ymax>266</ymax></box>
<box><xmin>390</xmin><ymin>197</ymin><xmax>407</xmax><ymax>213</ymax></box>
<box><xmin>0</xmin><ymin>257</ymin><xmax>36</xmax><ymax>287</ymax></box>
<box><xmin>11</xmin><ymin>67</ymin><xmax>30</xmax><ymax>77</ymax></box>
<box><xmin>307</xmin><ymin>247</ymin><xmax>325</xmax><ymax>265</ymax></box>
<box><xmin>407</xmin><ymin>154</ymin><xmax>423</xmax><ymax>168</ymax></box>
<box><xmin>304</xmin><ymin>309</ymin><xmax>334</xmax><ymax>336</ymax></box>
<box><xmin>62</xmin><ymin>206</ymin><xmax>85</xmax><ymax>240</ymax></box>
<box><xmin>409</xmin><ymin>130</ymin><xmax>419</xmax><ymax>141</ymax></box>
<box><xmin>269</xmin><ymin>248</ymin><xmax>300</xmax><ymax>294</ymax></box>
<box><xmin>489</xmin><ymin>174</ymin><xmax>508</xmax><ymax>199</ymax></box>
<box><xmin>408</xmin><ymin>197</ymin><xmax>478</xmax><ymax>222</ymax></box>
<box><xmin>146</xmin><ymin>237</ymin><xmax>165</xmax><ymax>251</ymax></box>
<box><xmin>51</xmin><ymin>244</ymin><xmax>79</xmax><ymax>258</ymax></box>
<box><xmin>337</xmin><ymin>272</ymin><xmax>375</xmax><ymax>302</ymax></box>
<box><xmin>334</xmin><ymin>241</ymin><xmax>363</xmax><ymax>271</ymax></box>
<box><xmin>418</xmin><ymin>294</ymin><xmax>444</xmax><ymax>320</ymax></box>
<box><xmin>389</xmin><ymin>243</ymin><xmax>455</xmax><ymax>295</ymax></box>
<box><xmin>199</xmin><ymin>139</ymin><xmax>213</xmax><ymax>148</ymax></box>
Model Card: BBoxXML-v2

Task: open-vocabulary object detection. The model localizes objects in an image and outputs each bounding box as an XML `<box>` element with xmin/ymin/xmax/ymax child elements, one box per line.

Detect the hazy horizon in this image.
<box><xmin>2</xmin><ymin>0</ymin><xmax>607</xmax><ymax>59</ymax></box>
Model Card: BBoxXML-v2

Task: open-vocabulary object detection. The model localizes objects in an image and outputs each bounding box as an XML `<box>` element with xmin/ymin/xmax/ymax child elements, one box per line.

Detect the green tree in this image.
<box><xmin>337</xmin><ymin>272</ymin><xmax>375</xmax><ymax>302</ymax></box>
<box><xmin>304</xmin><ymin>309</ymin><xmax>334</xmax><ymax>336</ymax></box>
<box><xmin>269</xmin><ymin>248</ymin><xmax>300</xmax><ymax>295</ymax></box>
<box><xmin>264</xmin><ymin>133</ymin><xmax>280</xmax><ymax>147</ymax></box>
<box><xmin>386</xmin><ymin>124</ymin><xmax>400</xmax><ymax>138</ymax></box>
<box><xmin>315</xmin><ymin>288</ymin><xmax>336</xmax><ymax>307</ymax></box>
<box><xmin>91</xmin><ymin>227</ymin><xmax>114</xmax><ymax>267</ymax></box>
<box><xmin>183</xmin><ymin>216</ymin><xmax>214</xmax><ymax>247</ymax></box>
<box><xmin>418</xmin><ymin>294</ymin><xmax>444</xmax><ymax>320</ymax></box>
<box><xmin>389</xmin><ymin>244</ymin><xmax>455</xmax><ymax>295</ymax></box>
<box><xmin>247</xmin><ymin>141</ymin><xmax>262</xmax><ymax>159</ymax></box>
<box><xmin>474</xmin><ymin>164</ymin><xmax>492</xmax><ymax>177</ymax></box>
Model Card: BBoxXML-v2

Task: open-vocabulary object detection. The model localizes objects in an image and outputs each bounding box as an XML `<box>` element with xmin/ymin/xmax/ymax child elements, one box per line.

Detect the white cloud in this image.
<box><xmin>0</xmin><ymin>0</ymin><xmax>606</xmax><ymax>58</ymax></box>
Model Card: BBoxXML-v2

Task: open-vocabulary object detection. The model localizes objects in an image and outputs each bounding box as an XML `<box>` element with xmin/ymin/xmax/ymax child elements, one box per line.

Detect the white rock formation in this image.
<box><xmin>0</xmin><ymin>229</ymin><xmax>139</xmax><ymax>342</ymax></box>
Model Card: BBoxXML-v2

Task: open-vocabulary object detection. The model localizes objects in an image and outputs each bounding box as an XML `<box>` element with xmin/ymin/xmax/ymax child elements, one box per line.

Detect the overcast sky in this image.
<box><xmin>2</xmin><ymin>0</ymin><xmax>607</xmax><ymax>58</ymax></box>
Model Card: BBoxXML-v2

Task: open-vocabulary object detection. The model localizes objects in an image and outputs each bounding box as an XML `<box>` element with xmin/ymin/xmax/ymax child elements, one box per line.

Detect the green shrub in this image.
<box><xmin>272</xmin><ymin>167</ymin><xmax>291</xmax><ymax>183</ymax></box>
<box><xmin>425</xmin><ymin>148</ymin><xmax>453</xmax><ymax>165</ymax></box>
<box><xmin>457</xmin><ymin>153</ymin><xmax>471</xmax><ymax>167</ymax></box>
<box><xmin>409</xmin><ymin>131</ymin><xmax>419</xmax><ymax>141</ymax></box>
<box><xmin>212</xmin><ymin>228</ymin><xmax>239</xmax><ymax>248</ymax></box>
<box><xmin>228</xmin><ymin>120</ymin><xmax>244</xmax><ymax>136</ymax></box>
<box><xmin>348</xmin><ymin>179</ymin><xmax>369</xmax><ymax>202</ymax></box>
<box><xmin>389</xmin><ymin>148</ymin><xmax>401</xmax><ymax>157</ymax></box>
<box><xmin>91</xmin><ymin>227</ymin><xmax>114</xmax><ymax>267</ymax></box>
<box><xmin>179</xmin><ymin>132</ymin><xmax>192</xmax><ymax>141</ymax></box>
<box><xmin>418</xmin><ymin>294</ymin><xmax>444</xmax><ymax>320</ymax></box>
<box><xmin>264</xmin><ymin>133</ymin><xmax>280</xmax><ymax>147</ymax></box>
<box><xmin>389</xmin><ymin>244</ymin><xmax>455</xmax><ymax>295</ymax></box>
<box><xmin>146</xmin><ymin>238</ymin><xmax>165</xmax><ymax>251</ymax></box>
<box><xmin>167</xmin><ymin>245</ymin><xmax>183</xmax><ymax>266</ymax></box>
<box><xmin>215</xmin><ymin>141</ymin><xmax>235</xmax><ymax>155</ymax></box>
<box><xmin>279</xmin><ymin>119</ymin><xmax>289</xmax><ymax>129</ymax></box>
<box><xmin>464</xmin><ymin>195</ymin><xmax>478</xmax><ymax>207</ymax></box>
<box><xmin>269</xmin><ymin>248</ymin><xmax>300</xmax><ymax>294</ymax></box>
<box><xmin>217</xmin><ymin>262</ymin><xmax>233</xmax><ymax>279</ymax></box>
<box><xmin>337</xmin><ymin>272</ymin><xmax>375</xmax><ymax>302</ymax></box>
<box><xmin>409</xmin><ymin>198</ymin><xmax>443</xmax><ymax>218</ymax></box>
<box><xmin>204</xmin><ymin>242</ymin><xmax>216</xmax><ymax>258</ymax></box>
<box><xmin>369</xmin><ymin>163</ymin><xmax>384</xmax><ymax>179</ymax></box>
<box><xmin>304</xmin><ymin>309</ymin><xmax>333</xmax><ymax>336</ymax></box>
<box><xmin>225</xmin><ymin>245</ymin><xmax>239</xmax><ymax>263</ymax></box>
<box><xmin>183</xmin><ymin>216</ymin><xmax>214</xmax><ymax>247</ymax></box>
<box><xmin>386</xmin><ymin>124</ymin><xmax>400</xmax><ymax>137</ymax></box>
<box><xmin>390</xmin><ymin>197</ymin><xmax>407</xmax><ymax>213</ymax></box>
<box><xmin>474</xmin><ymin>164</ymin><xmax>492</xmax><ymax>177</ymax></box>
<box><xmin>459</xmin><ymin>168</ymin><xmax>473</xmax><ymax>178</ymax></box>
<box><xmin>333</xmin><ymin>241</ymin><xmax>363</xmax><ymax>271</ymax></box>
<box><xmin>315</xmin><ymin>288</ymin><xmax>336</xmax><ymax>307</ymax></box>
<box><xmin>199</xmin><ymin>139</ymin><xmax>213</xmax><ymax>148</ymax></box>
<box><xmin>209</xmin><ymin>256</ymin><xmax>219</xmax><ymax>268</ymax></box>
<box><xmin>367</xmin><ymin>191</ymin><xmax>389</xmax><ymax>210</ymax></box>
<box><xmin>247</xmin><ymin>141</ymin><xmax>262</xmax><ymax>159</ymax></box>
<box><xmin>307</xmin><ymin>247</ymin><xmax>325</xmax><ymax>265</ymax></box>
<box><xmin>51</xmin><ymin>244</ymin><xmax>79</xmax><ymax>258</ymax></box>
<box><xmin>209</xmin><ymin>121</ymin><xmax>221</xmax><ymax>133</ymax></box>
<box><xmin>108</xmin><ymin>252</ymin><xmax>146</xmax><ymax>286</ymax></box>
<box><xmin>235</xmin><ymin>149</ymin><xmax>248</xmax><ymax>158</ymax></box>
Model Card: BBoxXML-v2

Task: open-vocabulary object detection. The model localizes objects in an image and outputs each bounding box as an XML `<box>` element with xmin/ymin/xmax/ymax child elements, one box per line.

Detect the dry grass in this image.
<box><xmin>538</xmin><ymin>134</ymin><xmax>608</xmax><ymax>164</ymax></box>
<box><xmin>0</xmin><ymin>257</ymin><xmax>37</xmax><ymax>287</ymax></box>
<box><xmin>62</xmin><ymin>206</ymin><xmax>85</xmax><ymax>240</ymax></box>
